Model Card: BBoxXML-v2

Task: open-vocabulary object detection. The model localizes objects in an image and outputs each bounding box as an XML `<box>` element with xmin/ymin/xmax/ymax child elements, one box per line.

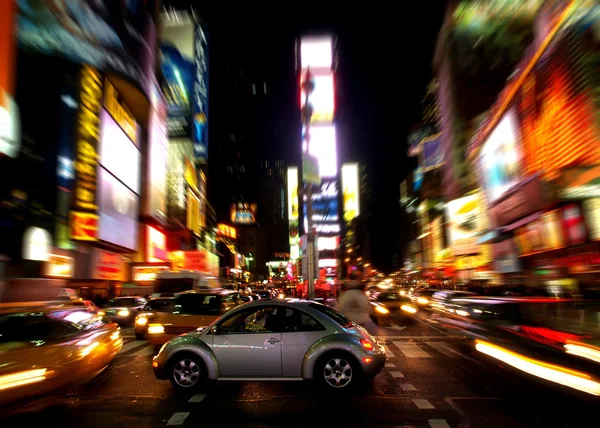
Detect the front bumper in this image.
<box><xmin>152</xmin><ymin>351</ymin><xmax>168</xmax><ymax>379</ymax></box>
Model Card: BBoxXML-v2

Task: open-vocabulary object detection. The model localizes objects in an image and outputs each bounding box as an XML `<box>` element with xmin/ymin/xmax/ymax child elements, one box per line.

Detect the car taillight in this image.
<box><xmin>360</xmin><ymin>339</ymin><xmax>374</xmax><ymax>350</ymax></box>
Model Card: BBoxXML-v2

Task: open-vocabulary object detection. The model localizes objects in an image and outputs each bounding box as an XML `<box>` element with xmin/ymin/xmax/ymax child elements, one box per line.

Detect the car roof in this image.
<box><xmin>175</xmin><ymin>288</ymin><xmax>233</xmax><ymax>296</ymax></box>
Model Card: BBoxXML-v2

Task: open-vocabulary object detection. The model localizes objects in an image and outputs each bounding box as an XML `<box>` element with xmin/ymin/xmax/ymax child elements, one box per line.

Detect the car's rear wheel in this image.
<box><xmin>168</xmin><ymin>353</ymin><xmax>206</xmax><ymax>390</ymax></box>
<box><xmin>316</xmin><ymin>352</ymin><xmax>360</xmax><ymax>390</ymax></box>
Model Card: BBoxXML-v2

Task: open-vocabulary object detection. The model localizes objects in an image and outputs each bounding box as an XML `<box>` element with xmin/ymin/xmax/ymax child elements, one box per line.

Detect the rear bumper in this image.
<box><xmin>361</xmin><ymin>350</ymin><xmax>386</xmax><ymax>377</ymax></box>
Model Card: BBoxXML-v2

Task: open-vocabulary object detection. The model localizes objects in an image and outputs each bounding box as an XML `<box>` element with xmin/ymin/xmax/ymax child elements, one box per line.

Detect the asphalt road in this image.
<box><xmin>1</xmin><ymin>312</ymin><xmax>598</xmax><ymax>427</ymax></box>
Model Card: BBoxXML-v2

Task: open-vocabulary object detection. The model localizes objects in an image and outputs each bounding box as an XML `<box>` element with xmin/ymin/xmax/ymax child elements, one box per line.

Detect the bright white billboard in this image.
<box><xmin>300</xmin><ymin>37</ymin><xmax>332</xmax><ymax>70</ymax></box>
<box><xmin>341</xmin><ymin>163</ymin><xmax>360</xmax><ymax>222</ymax></box>
<box><xmin>300</xmin><ymin>72</ymin><xmax>334</xmax><ymax>123</ymax></box>
<box><xmin>446</xmin><ymin>193</ymin><xmax>484</xmax><ymax>256</ymax></box>
<box><xmin>305</xmin><ymin>125</ymin><xmax>337</xmax><ymax>178</ymax></box>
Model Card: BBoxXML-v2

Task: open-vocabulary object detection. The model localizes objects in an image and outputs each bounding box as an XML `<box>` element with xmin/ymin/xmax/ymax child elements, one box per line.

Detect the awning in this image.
<box><xmin>500</xmin><ymin>211</ymin><xmax>544</xmax><ymax>232</ymax></box>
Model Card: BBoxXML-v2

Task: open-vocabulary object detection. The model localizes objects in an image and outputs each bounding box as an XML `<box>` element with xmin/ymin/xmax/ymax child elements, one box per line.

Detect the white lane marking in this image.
<box><xmin>401</xmin><ymin>383</ymin><xmax>417</xmax><ymax>391</ymax></box>
<box><xmin>412</xmin><ymin>399</ymin><xmax>435</xmax><ymax>409</ymax></box>
<box><xmin>130</xmin><ymin>346</ymin><xmax>155</xmax><ymax>358</ymax></box>
<box><xmin>389</xmin><ymin>324</ymin><xmax>406</xmax><ymax>331</ymax></box>
<box><xmin>384</xmin><ymin>345</ymin><xmax>396</xmax><ymax>358</ymax></box>
<box><xmin>390</xmin><ymin>371</ymin><xmax>404</xmax><ymax>378</ymax></box>
<box><xmin>429</xmin><ymin>419</ymin><xmax>450</xmax><ymax>428</ymax></box>
<box><xmin>119</xmin><ymin>340</ymin><xmax>146</xmax><ymax>354</ymax></box>
<box><xmin>188</xmin><ymin>394</ymin><xmax>206</xmax><ymax>403</ymax></box>
<box><xmin>166</xmin><ymin>412</ymin><xmax>190</xmax><ymax>425</ymax></box>
<box><xmin>427</xmin><ymin>342</ymin><xmax>457</xmax><ymax>358</ymax></box>
<box><xmin>394</xmin><ymin>342</ymin><xmax>433</xmax><ymax>358</ymax></box>
<box><xmin>385</xmin><ymin>363</ymin><xmax>395</xmax><ymax>368</ymax></box>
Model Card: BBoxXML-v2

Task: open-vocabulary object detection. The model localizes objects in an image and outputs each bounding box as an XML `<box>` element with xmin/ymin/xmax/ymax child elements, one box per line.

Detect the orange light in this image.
<box><xmin>152</xmin><ymin>361</ymin><xmax>158</xmax><ymax>368</ymax></box>
<box><xmin>360</xmin><ymin>339</ymin><xmax>374</xmax><ymax>350</ymax></box>
<box><xmin>363</xmin><ymin>357</ymin><xmax>373</xmax><ymax>364</ymax></box>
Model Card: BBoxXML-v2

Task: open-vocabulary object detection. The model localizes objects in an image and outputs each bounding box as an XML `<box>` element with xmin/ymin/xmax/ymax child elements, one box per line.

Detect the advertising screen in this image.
<box><xmin>17</xmin><ymin>0</ymin><xmax>156</xmax><ymax>96</ymax></box>
<box><xmin>514</xmin><ymin>211</ymin><xmax>565</xmax><ymax>255</ymax></box>
<box><xmin>318</xmin><ymin>236</ymin><xmax>337</xmax><ymax>251</ymax></box>
<box><xmin>99</xmin><ymin>108</ymin><xmax>140</xmax><ymax>194</ymax></box>
<box><xmin>446</xmin><ymin>193</ymin><xmax>484</xmax><ymax>256</ymax></box>
<box><xmin>287</xmin><ymin>167</ymin><xmax>299</xmax><ymax>245</ymax></box>
<box><xmin>300</xmin><ymin>72</ymin><xmax>334</xmax><ymax>123</ymax></box>
<box><xmin>231</xmin><ymin>202</ymin><xmax>257</xmax><ymax>225</ymax></box>
<box><xmin>300</xmin><ymin>37</ymin><xmax>333</xmax><ymax>70</ymax></box>
<box><xmin>421</xmin><ymin>133</ymin><xmax>444</xmax><ymax>171</ymax></box>
<box><xmin>341</xmin><ymin>163</ymin><xmax>359</xmax><ymax>223</ymax></box>
<box><xmin>98</xmin><ymin>168</ymin><xmax>139</xmax><ymax>250</ymax></box>
<box><xmin>305</xmin><ymin>125</ymin><xmax>337</xmax><ymax>178</ymax></box>
<box><xmin>480</xmin><ymin>109</ymin><xmax>522</xmax><ymax>203</ymax></box>
<box><xmin>187</xmin><ymin>190</ymin><xmax>200</xmax><ymax>235</ymax></box>
<box><xmin>147</xmin><ymin>86</ymin><xmax>168</xmax><ymax>220</ymax></box>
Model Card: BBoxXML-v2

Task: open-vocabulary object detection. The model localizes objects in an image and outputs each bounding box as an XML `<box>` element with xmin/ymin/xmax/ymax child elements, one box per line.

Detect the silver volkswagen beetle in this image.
<box><xmin>152</xmin><ymin>299</ymin><xmax>386</xmax><ymax>390</ymax></box>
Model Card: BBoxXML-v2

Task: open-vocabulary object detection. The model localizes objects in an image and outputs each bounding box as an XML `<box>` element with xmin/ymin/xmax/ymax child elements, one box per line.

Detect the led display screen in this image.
<box><xmin>300</xmin><ymin>72</ymin><xmax>334</xmax><ymax>123</ymax></box>
<box><xmin>300</xmin><ymin>37</ymin><xmax>333</xmax><ymax>70</ymax></box>
<box><xmin>305</xmin><ymin>125</ymin><xmax>337</xmax><ymax>178</ymax></box>
<box><xmin>341</xmin><ymin>163</ymin><xmax>359</xmax><ymax>222</ymax></box>
<box><xmin>98</xmin><ymin>168</ymin><xmax>139</xmax><ymax>250</ymax></box>
<box><xmin>99</xmin><ymin>108</ymin><xmax>140</xmax><ymax>194</ymax></box>
<box><xmin>147</xmin><ymin>88</ymin><xmax>168</xmax><ymax>220</ymax></box>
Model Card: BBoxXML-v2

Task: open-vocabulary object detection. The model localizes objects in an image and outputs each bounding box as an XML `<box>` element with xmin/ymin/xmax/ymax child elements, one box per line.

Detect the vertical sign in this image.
<box><xmin>70</xmin><ymin>66</ymin><xmax>103</xmax><ymax>241</ymax></box>
<box><xmin>287</xmin><ymin>167</ymin><xmax>299</xmax><ymax>246</ymax></box>
<box><xmin>0</xmin><ymin>0</ymin><xmax>20</xmax><ymax>159</ymax></box>
<box><xmin>193</xmin><ymin>24</ymin><xmax>208</xmax><ymax>163</ymax></box>
<box><xmin>341</xmin><ymin>163</ymin><xmax>360</xmax><ymax>223</ymax></box>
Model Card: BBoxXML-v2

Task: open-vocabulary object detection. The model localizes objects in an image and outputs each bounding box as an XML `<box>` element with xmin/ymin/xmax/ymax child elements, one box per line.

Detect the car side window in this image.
<box><xmin>218</xmin><ymin>306</ymin><xmax>280</xmax><ymax>334</ymax></box>
<box><xmin>279</xmin><ymin>308</ymin><xmax>325</xmax><ymax>333</ymax></box>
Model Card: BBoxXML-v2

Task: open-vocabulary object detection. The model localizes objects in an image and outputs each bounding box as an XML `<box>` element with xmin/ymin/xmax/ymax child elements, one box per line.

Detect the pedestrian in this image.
<box><xmin>336</xmin><ymin>273</ymin><xmax>370</xmax><ymax>326</ymax></box>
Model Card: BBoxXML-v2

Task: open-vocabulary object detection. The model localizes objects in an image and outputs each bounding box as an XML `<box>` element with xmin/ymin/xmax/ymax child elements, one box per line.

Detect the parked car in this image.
<box><xmin>152</xmin><ymin>300</ymin><xmax>386</xmax><ymax>391</ymax></box>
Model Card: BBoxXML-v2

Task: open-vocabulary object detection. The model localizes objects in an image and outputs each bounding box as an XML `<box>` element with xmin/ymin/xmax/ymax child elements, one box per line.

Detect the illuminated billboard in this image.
<box><xmin>446</xmin><ymin>193</ymin><xmax>485</xmax><ymax>256</ymax></box>
<box><xmin>300</xmin><ymin>72</ymin><xmax>334</xmax><ymax>123</ymax></box>
<box><xmin>98</xmin><ymin>168</ymin><xmax>139</xmax><ymax>250</ymax></box>
<box><xmin>287</xmin><ymin>167</ymin><xmax>299</xmax><ymax>245</ymax></box>
<box><xmin>147</xmin><ymin>84</ymin><xmax>168</xmax><ymax>221</ymax></box>
<box><xmin>300</xmin><ymin>37</ymin><xmax>333</xmax><ymax>70</ymax></box>
<box><xmin>305</xmin><ymin>125</ymin><xmax>337</xmax><ymax>178</ymax></box>
<box><xmin>480</xmin><ymin>109</ymin><xmax>522</xmax><ymax>203</ymax></box>
<box><xmin>187</xmin><ymin>190</ymin><xmax>200</xmax><ymax>235</ymax></box>
<box><xmin>231</xmin><ymin>202</ymin><xmax>257</xmax><ymax>225</ymax></box>
<box><xmin>341</xmin><ymin>163</ymin><xmax>360</xmax><ymax>223</ymax></box>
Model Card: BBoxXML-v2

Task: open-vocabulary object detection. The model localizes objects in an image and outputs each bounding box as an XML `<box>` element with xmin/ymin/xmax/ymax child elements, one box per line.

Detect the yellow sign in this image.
<box><xmin>218</xmin><ymin>224</ymin><xmax>237</xmax><ymax>240</ymax></box>
<box><xmin>341</xmin><ymin>163</ymin><xmax>360</xmax><ymax>222</ymax></box>
<box><xmin>73</xmin><ymin>65</ymin><xmax>102</xmax><ymax>214</ymax></box>
<box><xmin>187</xmin><ymin>190</ymin><xmax>200</xmax><ymax>235</ymax></box>
<box><xmin>185</xmin><ymin>159</ymin><xmax>198</xmax><ymax>191</ymax></box>
<box><xmin>104</xmin><ymin>79</ymin><xmax>138</xmax><ymax>145</ymax></box>
<box><xmin>45</xmin><ymin>254</ymin><xmax>74</xmax><ymax>278</ymax></box>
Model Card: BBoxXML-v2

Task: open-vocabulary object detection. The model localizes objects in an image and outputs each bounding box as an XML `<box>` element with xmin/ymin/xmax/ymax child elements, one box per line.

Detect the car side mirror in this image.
<box><xmin>210</xmin><ymin>326</ymin><xmax>219</xmax><ymax>335</ymax></box>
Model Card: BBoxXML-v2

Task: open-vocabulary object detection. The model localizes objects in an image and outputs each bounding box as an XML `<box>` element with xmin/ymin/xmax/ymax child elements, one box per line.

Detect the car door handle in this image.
<box><xmin>267</xmin><ymin>337</ymin><xmax>280</xmax><ymax>345</ymax></box>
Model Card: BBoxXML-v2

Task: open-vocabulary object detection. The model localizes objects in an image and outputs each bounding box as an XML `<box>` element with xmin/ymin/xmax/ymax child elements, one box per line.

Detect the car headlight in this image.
<box><xmin>400</xmin><ymin>290</ymin><xmax>406</xmax><ymax>296</ymax></box>
<box><xmin>97</xmin><ymin>311</ymin><xmax>105</xmax><ymax>316</ymax></box>
<box><xmin>136</xmin><ymin>316</ymin><xmax>148</xmax><ymax>326</ymax></box>
<box><xmin>117</xmin><ymin>309</ymin><xmax>130</xmax><ymax>317</ymax></box>
<box><xmin>375</xmin><ymin>305</ymin><xmax>390</xmax><ymax>314</ymax></box>
<box><xmin>148</xmin><ymin>324</ymin><xmax>165</xmax><ymax>334</ymax></box>
<box><xmin>401</xmin><ymin>305</ymin><xmax>417</xmax><ymax>314</ymax></box>
<box><xmin>417</xmin><ymin>297</ymin><xmax>429</xmax><ymax>305</ymax></box>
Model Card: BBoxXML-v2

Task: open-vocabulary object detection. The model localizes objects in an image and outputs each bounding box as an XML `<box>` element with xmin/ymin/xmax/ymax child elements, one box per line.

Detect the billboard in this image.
<box><xmin>231</xmin><ymin>202</ymin><xmax>257</xmax><ymax>225</ymax></box>
<box><xmin>160</xmin><ymin>13</ymin><xmax>208</xmax><ymax>162</ymax></box>
<box><xmin>300</xmin><ymin>72</ymin><xmax>334</xmax><ymax>124</ymax></box>
<box><xmin>287</xmin><ymin>167</ymin><xmax>299</xmax><ymax>245</ymax></box>
<box><xmin>341</xmin><ymin>163</ymin><xmax>360</xmax><ymax>223</ymax></box>
<box><xmin>300</xmin><ymin>37</ymin><xmax>333</xmax><ymax>70</ymax></box>
<box><xmin>480</xmin><ymin>109</ymin><xmax>522</xmax><ymax>203</ymax></box>
<box><xmin>446</xmin><ymin>193</ymin><xmax>485</xmax><ymax>256</ymax></box>
<box><xmin>17</xmin><ymin>0</ymin><xmax>156</xmax><ymax>96</ymax></box>
<box><xmin>304</xmin><ymin>125</ymin><xmax>337</xmax><ymax>178</ymax></box>
<box><xmin>98</xmin><ymin>168</ymin><xmax>139</xmax><ymax>250</ymax></box>
<box><xmin>70</xmin><ymin>66</ymin><xmax>103</xmax><ymax>242</ymax></box>
<box><xmin>146</xmin><ymin>83</ymin><xmax>168</xmax><ymax>221</ymax></box>
<box><xmin>187</xmin><ymin>190</ymin><xmax>200</xmax><ymax>235</ymax></box>
<box><xmin>421</xmin><ymin>133</ymin><xmax>444</xmax><ymax>171</ymax></box>
<box><xmin>0</xmin><ymin>0</ymin><xmax>19</xmax><ymax>159</ymax></box>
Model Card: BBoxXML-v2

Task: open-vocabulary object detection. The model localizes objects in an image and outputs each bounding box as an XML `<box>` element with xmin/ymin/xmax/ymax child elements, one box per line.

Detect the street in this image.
<box><xmin>1</xmin><ymin>313</ymin><xmax>597</xmax><ymax>428</ymax></box>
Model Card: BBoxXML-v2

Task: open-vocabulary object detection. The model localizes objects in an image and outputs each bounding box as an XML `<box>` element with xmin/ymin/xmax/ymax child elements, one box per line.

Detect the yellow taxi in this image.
<box><xmin>0</xmin><ymin>305</ymin><xmax>123</xmax><ymax>405</ymax></box>
<box><xmin>146</xmin><ymin>289</ymin><xmax>243</xmax><ymax>349</ymax></box>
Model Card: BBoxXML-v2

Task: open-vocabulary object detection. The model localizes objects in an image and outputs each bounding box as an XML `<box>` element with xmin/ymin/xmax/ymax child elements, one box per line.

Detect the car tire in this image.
<box><xmin>168</xmin><ymin>353</ymin><xmax>206</xmax><ymax>391</ymax></box>
<box><xmin>315</xmin><ymin>352</ymin><xmax>361</xmax><ymax>390</ymax></box>
<box><xmin>135</xmin><ymin>332</ymin><xmax>145</xmax><ymax>340</ymax></box>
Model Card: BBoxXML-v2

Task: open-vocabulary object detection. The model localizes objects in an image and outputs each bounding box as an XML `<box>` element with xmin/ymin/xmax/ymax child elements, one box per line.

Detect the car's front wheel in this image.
<box><xmin>317</xmin><ymin>353</ymin><xmax>360</xmax><ymax>390</ymax></box>
<box><xmin>168</xmin><ymin>353</ymin><xmax>206</xmax><ymax>390</ymax></box>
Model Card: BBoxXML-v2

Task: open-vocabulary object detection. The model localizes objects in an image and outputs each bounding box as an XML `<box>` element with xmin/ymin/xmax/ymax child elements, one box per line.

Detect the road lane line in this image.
<box><xmin>427</xmin><ymin>342</ymin><xmax>457</xmax><ymax>358</ymax></box>
<box><xmin>119</xmin><ymin>340</ymin><xmax>146</xmax><ymax>354</ymax></box>
<box><xmin>394</xmin><ymin>342</ymin><xmax>432</xmax><ymax>358</ymax></box>
<box><xmin>401</xmin><ymin>383</ymin><xmax>417</xmax><ymax>391</ymax></box>
<box><xmin>429</xmin><ymin>419</ymin><xmax>450</xmax><ymax>428</ymax></box>
<box><xmin>188</xmin><ymin>394</ymin><xmax>206</xmax><ymax>403</ymax></box>
<box><xmin>385</xmin><ymin>363</ymin><xmax>395</xmax><ymax>368</ymax></box>
<box><xmin>166</xmin><ymin>412</ymin><xmax>190</xmax><ymax>426</ymax></box>
<box><xmin>130</xmin><ymin>346</ymin><xmax>155</xmax><ymax>358</ymax></box>
<box><xmin>412</xmin><ymin>399</ymin><xmax>435</xmax><ymax>409</ymax></box>
<box><xmin>390</xmin><ymin>371</ymin><xmax>404</xmax><ymax>378</ymax></box>
<box><xmin>384</xmin><ymin>345</ymin><xmax>396</xmax><ymax>358</ymax></box>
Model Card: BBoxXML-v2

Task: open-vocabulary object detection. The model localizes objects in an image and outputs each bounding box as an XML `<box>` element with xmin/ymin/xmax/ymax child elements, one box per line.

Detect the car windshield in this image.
<box><xmin>109</xmin><ymin>298</ymin><xmax>139</xmax><ymax>307</ymax></box>
<box><xmin>173</xmin><ymin>294</ymin><xmax>222</xmax><ymax>315</ymax></box>
<box><xmin>377</xmin><ymin>293</ymin><xmax>402</xmax><ymax>301</ymax></box>
<box><xmin>143</xmin><ymin>299</ymin><xmax>173</xmax><ymax>312</ymax></box>
<box><xmin>308</xmin><ymin>303</ymin><xmax>352</xmax><ymax>327</ymax></box>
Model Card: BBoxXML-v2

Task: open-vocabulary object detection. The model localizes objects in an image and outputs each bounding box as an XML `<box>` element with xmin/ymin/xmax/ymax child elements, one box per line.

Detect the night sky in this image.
<box><xmin>194</xmin><ymin>2</ymin><xmax>446</xmax><ymax>271</ymax></box>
